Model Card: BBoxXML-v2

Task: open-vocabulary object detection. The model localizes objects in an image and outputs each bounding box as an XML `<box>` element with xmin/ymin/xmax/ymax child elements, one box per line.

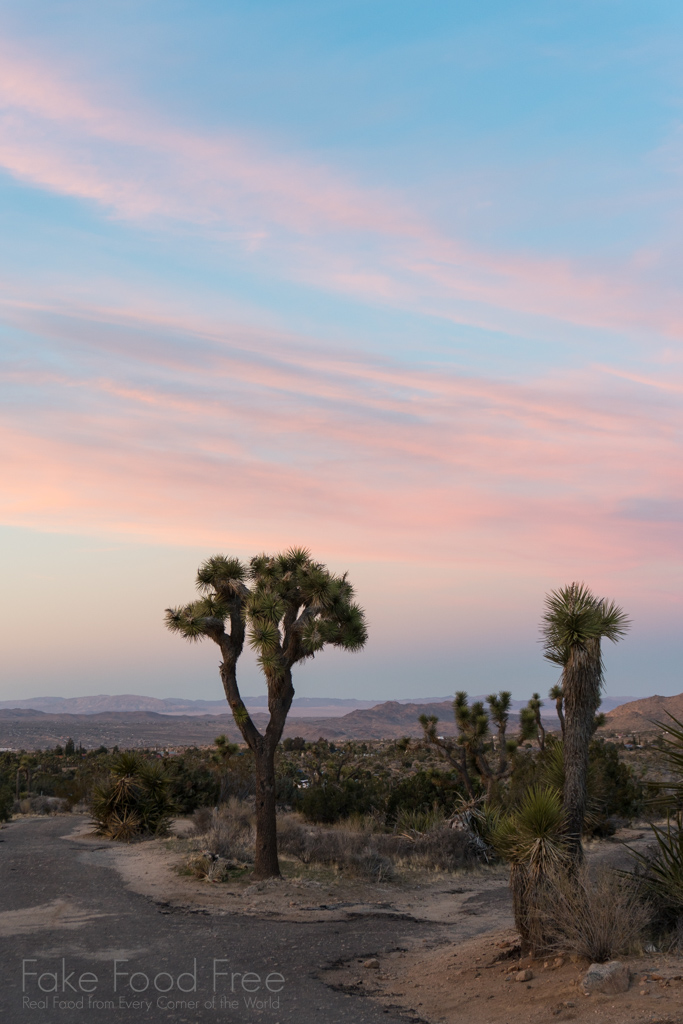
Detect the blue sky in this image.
<box><xmin>1</xmin><ymin>1</ymin><xmax>682</xmax><ymax>701</ymax></box>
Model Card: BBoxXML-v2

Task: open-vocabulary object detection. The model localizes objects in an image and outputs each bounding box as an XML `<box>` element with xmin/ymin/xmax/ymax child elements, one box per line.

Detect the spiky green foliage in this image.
<box><xmin>630</xmin><ymin>815</ymin><xmax>683</xmax><ymax>920</ymax></box>
<box><xmin>542</xmin><ymin>582</ymin><xmax>630</xmax><ymax>667</ymax></box>
<box><xmin>164</xmin><ymin>554</ymin><xmax>248</xmax><ymax>643</ymax></box>
<box><xmin>491</xmin><ymin>785</ymin><xmax>568</xmax><ymax>875</ymax></box>
<box><xmin>519</xmin><ymin>694</ymin><xmax>545</xmax><ymax>748</ymax></box>
<box><xmin>245</xmin><ymin>547</ymin><xmax>367</xmax><ymax>678</ymax></box>
<box><xmin>166</xmin><ymin>549</ymin><xmax>367</xmax><ymax>675</ymax></box>
<box><xmin>486</xmin><ymin>691</ymin><xmax>511</xmax><ymax>728</ymax></box>
<box><xmin>91</xmin><ymin>753</ymin><xmax>173</xmax><ymax>841</ymax></box>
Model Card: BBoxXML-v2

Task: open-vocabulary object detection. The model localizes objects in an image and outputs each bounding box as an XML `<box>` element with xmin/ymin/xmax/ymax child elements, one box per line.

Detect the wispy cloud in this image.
<box><xmin>2</xmin><ymin>298</ymin><xmax>681</xmax><ymax>571</ymax></box>
<box><xmin>1</xmin><ymin>45</ymin><xmax>682</xmax><ymax>344</ymax></box>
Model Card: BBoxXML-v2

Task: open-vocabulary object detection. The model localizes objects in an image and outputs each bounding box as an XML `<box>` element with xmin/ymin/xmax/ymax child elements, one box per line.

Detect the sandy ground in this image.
<box><xmin>59</xmin><ymin>817</ymin><xmax>682</xmax><ymax>1024</ymax></box>
<box><xmin>62</xmin><ymin>818</ymin><xmax>514</xmax><ymax>932</ymax></box>
<box><xmin>323</xmin><ymin>931</ymin><xmax>683</xmax><ymax>1024</ymax></box>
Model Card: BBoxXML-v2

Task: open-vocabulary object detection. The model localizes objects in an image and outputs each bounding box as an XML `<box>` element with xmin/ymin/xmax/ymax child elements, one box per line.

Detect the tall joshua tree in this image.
<box><xmin>541</xmin><ymin>582</ymin><xmax>629</xmax><ymax>863</ymax></box>
<box><xmin>165</xmin><ymin>548</ymin><xmax>367</xmax><ymax>879</ymax></box>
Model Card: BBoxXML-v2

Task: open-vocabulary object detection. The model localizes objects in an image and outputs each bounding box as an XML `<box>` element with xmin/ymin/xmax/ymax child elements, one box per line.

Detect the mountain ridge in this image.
<box><xmin>0</xmin><ymin>692</ymin><xmax>632</xmax><ymax>716</ymax></box>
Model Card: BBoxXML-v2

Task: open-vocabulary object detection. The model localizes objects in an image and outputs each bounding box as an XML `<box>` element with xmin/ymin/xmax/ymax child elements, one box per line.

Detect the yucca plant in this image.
<box><xmin>91</xmin><ymin>753</ymin><xmax>173</xmax><ymax>841</ymax></box>
<box><xmin>166</xmin><ymin>548</ymin><xmax>367</xmax><ymax>878</ymax></box>
<box><xmin>629</xmin><ymin>716</ymin><xmax>683</xmax><ymax>938</ymax></box>
<box><xmin>489</xmin><ymin>786</ymin><xmax>569</xmax><ymax>952</ymax></box>
<box><xmin>630</xmin><ymin>816</ymin><xmax>683</xmax><ymax>916</ymax></box>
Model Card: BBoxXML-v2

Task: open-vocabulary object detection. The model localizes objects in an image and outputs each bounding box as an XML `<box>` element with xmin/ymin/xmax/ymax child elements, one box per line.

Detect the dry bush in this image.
<box><xmin>13</xmin><ymin>796</ymin><xmax>69</xmax><ymax>815</ymax></box>
<box><xmin>184</xmin><ymin>853</ymin><xmax>240</xmax><ymax>882</ymax></box>
<box><xmin>375</xmin><ymin>826</ymin><xmax>478</xmax><ymax>872</ymax></box>
<box><xmin>277</xmin><ymin>816</ymin><xmax>477</xmax><ymax>876</ymax></box>
<box><xmin>393</xmin><ymin>806</ymin><xmax>446</xmax><ymax>835</ymax></box>
<box><xmin>189</xmin><ymin>805</ymin><xmax>214</xmax><ymax>836</ymax></box>
<box><xmin>530</xmin><ymin>865</ymin><xmax>651</xmax><ymax>961</ymax></box>
<box><xmin>204</xmin><ymin>799</ymin><xmax>255</xmax><ymax>864</ymax></box>
<box><xmin>277</xmin><ymin>817</ymin><xmax>390</xmax><ymax>877</ymax></box>
<box><xmin>344</xmin><ymin>850</ymin><xmax>394</xmax><ymax>881</ymax></box>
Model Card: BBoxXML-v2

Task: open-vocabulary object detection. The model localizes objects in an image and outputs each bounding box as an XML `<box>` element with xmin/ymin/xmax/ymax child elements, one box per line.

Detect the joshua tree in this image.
<box><xmin>541</xmin><ymin>582</ymin><xmax>629</xmax><ymax>863</ymax></box>
<box><xmin>420</xmin><ymin>690</ymin><xmax>515</xmax><ymax>800</ymax></box>
<box><xmin>487</xmin><ymin>691</ymin><xmax>512</xmax><ymax>774</ymax></box>
<box><xmin>549</xmin><ymin>683</ymin><xmax>565</xmax><ymax>738</ymax></box>
<box><xmin>520</xmin><ymin>693</ymin><xmax>546</xmax><ymax>751</ymax></box>
<box><xmin>166</xmin><ymin>548</ymin><xmax>367</xmax><ymax>878</ymax></box>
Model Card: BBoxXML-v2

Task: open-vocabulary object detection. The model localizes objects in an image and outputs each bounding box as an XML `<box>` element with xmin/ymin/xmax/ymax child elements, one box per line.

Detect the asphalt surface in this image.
<box><xmin>0</xmin><ymin>817</ymin><xmax>435</xmax><ymax>1024</ymax></box>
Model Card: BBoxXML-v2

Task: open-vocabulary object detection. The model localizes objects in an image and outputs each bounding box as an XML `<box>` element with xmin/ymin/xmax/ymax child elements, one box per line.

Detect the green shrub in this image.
<box><xmin>385</xmin><ymin>770</ymin><xmax>459</xmax><ymax>825</ymax></box>
<box><xmin>91</xmin><ymin>752</ymin><xmax>173</xmax><ymax>841</ymax></box>
<box><xmin>0</xmin><ymin>783</ymin><xmax>13</xmax><ymax>822</ymax></box>
<box><xmin>296</xmin><ymin>778</ymin><xmax>381</xmax><ymax>823</ymax></box>
<box><xmin>166</xmin><ymin>755</ymin><xmax>219</xmax><ymax>814</ymax></box>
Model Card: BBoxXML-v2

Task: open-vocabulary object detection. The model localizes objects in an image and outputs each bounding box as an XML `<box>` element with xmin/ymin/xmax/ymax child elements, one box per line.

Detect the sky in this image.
<box><xmin>1</xmin><ymin>1</ymin><xmax>682</xmax><ymax>702</ymax></box>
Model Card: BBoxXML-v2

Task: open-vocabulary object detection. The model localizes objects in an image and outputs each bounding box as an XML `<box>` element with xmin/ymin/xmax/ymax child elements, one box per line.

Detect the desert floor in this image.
<box><xmin>0</xmin><ymin>815</ymin><xmax>679</xmax><ymax>1024</ymax></box>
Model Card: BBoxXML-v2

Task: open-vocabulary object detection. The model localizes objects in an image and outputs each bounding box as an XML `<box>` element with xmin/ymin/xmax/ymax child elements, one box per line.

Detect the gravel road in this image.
<box><xmin>0</xmin><ymin>817</ymin><xmax>436</xmax><ymax>1024</ymax></box>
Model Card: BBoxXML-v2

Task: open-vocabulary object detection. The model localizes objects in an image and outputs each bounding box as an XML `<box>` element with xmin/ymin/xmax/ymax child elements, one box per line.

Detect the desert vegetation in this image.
<box><xmin>165</xmin><ymin>548</ymin><xmax>367</xmax><ymax>877</ymax></box>
<box><xmin>3</xmin><ymin>576</ymin><xmax>683</xmax><ymax>975</ymax></box>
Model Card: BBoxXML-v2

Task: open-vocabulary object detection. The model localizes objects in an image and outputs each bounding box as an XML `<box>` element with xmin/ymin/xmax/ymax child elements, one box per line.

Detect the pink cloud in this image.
<box><xmin>1</xmin><ymin>299</ymin><xmax>681</xmax><ymax>578</ymax></box>
<box><xmin>1</xmin><ymin>46</ymin><xmax>683</xmax><ymax>343</ymax></box>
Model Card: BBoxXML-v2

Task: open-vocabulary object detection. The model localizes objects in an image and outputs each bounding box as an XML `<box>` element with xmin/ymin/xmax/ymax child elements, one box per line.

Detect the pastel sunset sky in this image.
<box><xmin>1</xmin><ymin>1</ymin><xmax>682</xmax><ymax>701</ymax></box>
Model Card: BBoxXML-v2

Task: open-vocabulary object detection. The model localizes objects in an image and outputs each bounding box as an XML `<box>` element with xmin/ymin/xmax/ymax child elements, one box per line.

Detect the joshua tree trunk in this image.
<box><xmin>220</xmin><ymin>652</ymin><xmax>293</xmax><ymax>879</ymax></box>
<box><xmin>510</xmin><ymin>863</ymin><xmax>533</xmax><ymax>953</ymax></box>
<box><xmin>562</xmin><ymin>638</ymin><xmax>601</xmax><ymax>863</ymax></box>
<box><xmin>253</xmin><ymin>746</ymin><xmax>280</xmax><ymax>879</ymax></box>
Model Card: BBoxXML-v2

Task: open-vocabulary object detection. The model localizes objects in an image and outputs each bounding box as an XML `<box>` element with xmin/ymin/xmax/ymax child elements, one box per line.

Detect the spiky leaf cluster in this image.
<box><xmin>164</xmin><ymin>554</ymin><xmax>248</xmax><ymax>643</ymax></box>
<box><xmin>91</xmin><ymin>753</ymin><xmax>173</xmax><ymax>842</ymax></box>
<box><xmin>542</xmin><ymin>582</ymin><xmax>630</xmax><ymax>666</ymax></box>
<box><xmin>487</xmin><ymin>691</ymin><xmax>511</xmax><ymax>729</ymax></box>
<box><xmin>245</xmin><ymin>547</ymin><xmax>367</xmax><ymax>676</ymax></box>
<box><xmin>490</xmin><ymin>785</ymin><xmax>568</xmax><ymax>876</ymax></box>
<box><xmin>453</xmin><ymin>692</ymin><xmax>489</xmax><ymax>744</ymax></box>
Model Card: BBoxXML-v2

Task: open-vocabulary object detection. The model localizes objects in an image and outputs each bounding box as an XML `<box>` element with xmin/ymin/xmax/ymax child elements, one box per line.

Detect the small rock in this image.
<box><xmin>581</xmin><ymin>961</ymin><xmax>630</xmax><ymax>996</ymax></box>
<box><xmin>363</xmin><ymin>959</ymin><xmax>380</xmax><ymax>969</ymax></box>
<box><xmin>515</xmin><ymin>969</ymin><xmax>533</xmax><ymax>982</ymax></box>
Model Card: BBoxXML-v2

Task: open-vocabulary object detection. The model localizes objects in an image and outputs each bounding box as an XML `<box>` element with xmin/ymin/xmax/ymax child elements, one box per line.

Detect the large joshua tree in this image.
<box><xmin>541</xmin><ymin>582</ymin><xmax>629</xmax><ymax>862</ymax></box>
<box><xmin>165</xmin><ymin>548</ymin><xmax>367</xmax><ymax>879</ymax></box>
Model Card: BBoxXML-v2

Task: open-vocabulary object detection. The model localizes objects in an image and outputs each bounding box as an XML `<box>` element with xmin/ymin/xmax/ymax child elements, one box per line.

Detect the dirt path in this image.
<box><xmin>0</xmin><ymin>816</ymin><xmax>436</xmax><ymax>1024</ymax></box>
<box><xmin>2</xmin><ymin>815</ymin><xmax>674</xmax><ymax>1024</ymax></box>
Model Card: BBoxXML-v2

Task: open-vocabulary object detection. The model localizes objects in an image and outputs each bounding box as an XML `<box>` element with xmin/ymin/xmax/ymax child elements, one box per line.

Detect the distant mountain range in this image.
<box><xmin>0</xmin><ymin>693</ymin><xmax>447</xmax><ymax>718</ymax></box>
<box><xmin>0</xmin><ymin>692</ymin><xmax>647</xmax><ymax>750</ymax></box>
<box><xmin>0</xmin><ymin>692</ymin><xmax>632</xmax><ymax>717</ymax></box>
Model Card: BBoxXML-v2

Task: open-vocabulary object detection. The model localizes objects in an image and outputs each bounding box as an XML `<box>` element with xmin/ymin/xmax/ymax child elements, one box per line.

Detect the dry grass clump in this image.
<box><xmin>276</xmin><ymin>816</ymin><xmax>392</xmax><ymax>880</ymax></box>
<box><xmin>14</xmin><ymin>796</ymin><xmax>69</xmax><ymax>815</ymax></box>
<box><xmin>184</xmin><ymin>799</ymin><xmax>256</xmax><ymax>879</ymax></box>
<box><xmin>530</xmin><ymin>865</ymin><xmax>651</xmax><ymax>961</ymax></box>
<box><xmin>277</xmin><ymin>815</ymin><xmax>479</xmax><ymax>878</ymax></box>
<box><xmin>377</xmin><ymin>826</ymin><xmax>478</xmax><ymax>871</ymax></box>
